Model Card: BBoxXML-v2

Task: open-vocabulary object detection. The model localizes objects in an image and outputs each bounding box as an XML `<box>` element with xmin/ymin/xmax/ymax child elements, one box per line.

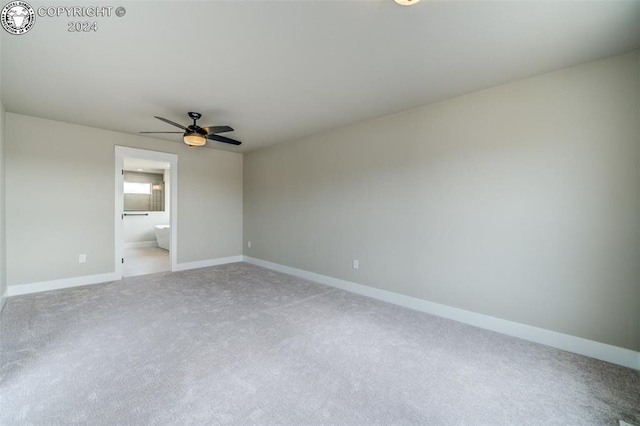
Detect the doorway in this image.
<box><xmin>115</xmin><ymin>146</ymin><xmax>178</xmax><ymax>279</ymax></box>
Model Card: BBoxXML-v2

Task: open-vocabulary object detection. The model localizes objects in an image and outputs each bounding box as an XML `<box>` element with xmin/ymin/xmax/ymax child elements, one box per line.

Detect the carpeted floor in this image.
<box><xmin>1</xmin><ymin>262</ymin><xmax>638</xmax><ymax>425</ymax></box>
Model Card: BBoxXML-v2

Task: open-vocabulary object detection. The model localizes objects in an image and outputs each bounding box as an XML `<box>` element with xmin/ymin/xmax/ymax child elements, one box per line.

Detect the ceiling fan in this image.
<box><xmin>140</xmin><ymin>112</ymin><xmax>241</xmax><ymax>146</ymax></box>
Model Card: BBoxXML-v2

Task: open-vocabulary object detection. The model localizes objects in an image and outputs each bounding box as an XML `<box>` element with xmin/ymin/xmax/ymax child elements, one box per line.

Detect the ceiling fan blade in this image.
<box><xmin>139</xmin><ymin>131</ymin><xmax>183</xmax><ymax>134</ymax></box>
<box><xmin>207</xmin><ymin>134</ymin><xmax>242</xmax><ymax>145</ymax></box>
<box><xmin>203</xmin><ymin>125</ymin><xmax>234</xmax><ymax>134</ymax></box>
<box><xmin>154</xmin><ymin>116</ymin><xmax>188</xmax><ymax>131</ymax></box>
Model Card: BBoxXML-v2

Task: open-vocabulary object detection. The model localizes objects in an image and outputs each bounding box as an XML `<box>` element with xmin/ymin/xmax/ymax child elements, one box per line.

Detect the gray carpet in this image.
<box><xmin>1</xmin><ymin>262</ymin><xmax>638</xmax><ymax>425</ymax></box>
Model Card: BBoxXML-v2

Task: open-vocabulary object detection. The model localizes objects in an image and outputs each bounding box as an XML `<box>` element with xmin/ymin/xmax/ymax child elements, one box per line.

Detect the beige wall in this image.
<box><xmin>244</xmin><ymin>51</ymin><xmax>640</xmax><ymax>351</ymax></box>
<box><xmin>5</xmin><ymin>113</ymin><xmax>243</xmax><ymax>286</ymax></box>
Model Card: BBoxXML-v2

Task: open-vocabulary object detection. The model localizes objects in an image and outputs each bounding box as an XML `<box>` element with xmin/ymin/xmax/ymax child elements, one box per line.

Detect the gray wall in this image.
<box><xmin>0</xmin><ymin>57</ymin><xmax>6</xmax><ymax>302</ymax></box>
<box><xmin>244</xmin><ymin>51</ymin><xmax>640</xmax><ymax>351</ymax></box>
<box><xmin>5</xmin><ymin>113</ymin><xmax>243</xmax><ymax>286</ymax></box>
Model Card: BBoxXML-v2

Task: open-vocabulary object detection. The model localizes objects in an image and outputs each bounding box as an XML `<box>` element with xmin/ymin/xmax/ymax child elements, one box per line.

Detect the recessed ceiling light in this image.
<box><xmin>394</xmin><ymin>0</ymin><xmax>420</xmax><ymax>5</ymax></box>
<box><xmin>137</xmin><ymin>168</ymin><xmax>143</xmax><ymax>171</ymax></box>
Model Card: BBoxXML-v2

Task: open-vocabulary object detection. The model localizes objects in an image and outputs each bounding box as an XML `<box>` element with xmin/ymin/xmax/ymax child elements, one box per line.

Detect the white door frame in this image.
<box><xmin>115</xmin><ymin>146</ymin><xmax>178</xmax><ymax>278</ymax></box>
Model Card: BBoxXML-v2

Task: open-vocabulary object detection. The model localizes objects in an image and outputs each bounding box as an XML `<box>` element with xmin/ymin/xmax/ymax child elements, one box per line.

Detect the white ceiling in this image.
<box><xmin>2</xmin><ymin>0</ymin><xmax>639</xmax><ymax>153</ymax></box>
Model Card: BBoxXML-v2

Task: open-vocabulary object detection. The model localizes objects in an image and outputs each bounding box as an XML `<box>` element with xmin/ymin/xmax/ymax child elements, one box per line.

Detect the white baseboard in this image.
<box><xmin>242</xmin><ymin>256</ymin><xmax>640</xmax><ymax>371</ymax></box>
<box><xmin>7</xmin><ymin>272</ymin><xmax>121</xmax><ymax>297</ymax></box>
<box><xmin>124</xmin><ymin>241</ymin><xmax>158</xmax><ymax>249</ymax></box>
<box><xmin>173</xmin><ymin>255</ymin><xmax>243</xmax><ymax>272</ymax></box>
<box><xmin>5</xmin><ymin>256</ymin><xmax>243</xmax><ymax>297</ymax></box>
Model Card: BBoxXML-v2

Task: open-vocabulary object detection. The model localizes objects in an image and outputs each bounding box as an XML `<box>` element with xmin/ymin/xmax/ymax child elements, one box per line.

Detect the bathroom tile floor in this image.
<box><xmin>123</xmin><ymin>246</ymin><xmax>169</xmax><ymax>277</ymax></box>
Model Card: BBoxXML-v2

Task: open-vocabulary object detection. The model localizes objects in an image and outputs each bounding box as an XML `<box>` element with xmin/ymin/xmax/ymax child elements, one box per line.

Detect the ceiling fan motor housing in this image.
<box><xmin>186</xmin><ymin>125</ymin><xmax>207</xmax><ymax>135</ymax></box>
<box><xmin>186</xmin><ymin>112</ymin><xmax>207</xmax><ymax>135</ymax></box>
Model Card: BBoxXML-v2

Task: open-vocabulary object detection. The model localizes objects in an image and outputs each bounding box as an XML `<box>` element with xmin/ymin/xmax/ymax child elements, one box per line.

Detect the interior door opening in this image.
<box><xmin>115</xmin><ymin>146</ymin><xmax>178</xmax><ymax>279</ymax></box>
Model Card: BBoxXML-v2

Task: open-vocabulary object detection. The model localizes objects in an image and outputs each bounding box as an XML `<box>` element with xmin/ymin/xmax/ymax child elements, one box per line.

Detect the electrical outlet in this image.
<box><xmin>247</xmin><ymin>241</ymin><xmax>251</xmax><ymax>248</ymax></box>
<box><xmin>352</xmin><ymin>259</ymin><xmax>359</xmax><ymax>270</ymax></box>
<box><xmin>79</xmin><ymin>254</ymin><xmax>87</xmax><ymax>263</ymax></box>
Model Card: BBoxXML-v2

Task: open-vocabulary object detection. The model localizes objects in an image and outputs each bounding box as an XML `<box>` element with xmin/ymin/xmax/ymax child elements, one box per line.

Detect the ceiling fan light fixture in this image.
<box><xmin>394</xmin><ymin>0</ymin><xmax>420</xmax><ymax>5</ymax></box>
<box><xmin>141</xmin><ymin>113</ymin><xmax>241</xmax><ymax>146</ymax></box>
<box><xmin>183</xmin><ymin>132</ymin><xmax>207</xmax><ymax>146</ymax></box>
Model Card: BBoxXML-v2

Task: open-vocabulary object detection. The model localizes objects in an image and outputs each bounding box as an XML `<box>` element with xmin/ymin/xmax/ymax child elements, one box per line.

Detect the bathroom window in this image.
<box><xmin>123</xmin><ymin>182</ymin><xmax>151</xmax><ymax>195</ymax></box>
<box><xmin>123</xmin><ymin>171</ymin><xmax>165</xmax><ymax>212</ymax></box>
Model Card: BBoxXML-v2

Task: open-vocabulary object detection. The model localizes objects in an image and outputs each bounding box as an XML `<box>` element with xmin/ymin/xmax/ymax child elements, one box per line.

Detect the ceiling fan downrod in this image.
<box><xmin>187</xmin><ymin>111</ymin><xmax>202</xmax><ymax>126</ymax></box>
